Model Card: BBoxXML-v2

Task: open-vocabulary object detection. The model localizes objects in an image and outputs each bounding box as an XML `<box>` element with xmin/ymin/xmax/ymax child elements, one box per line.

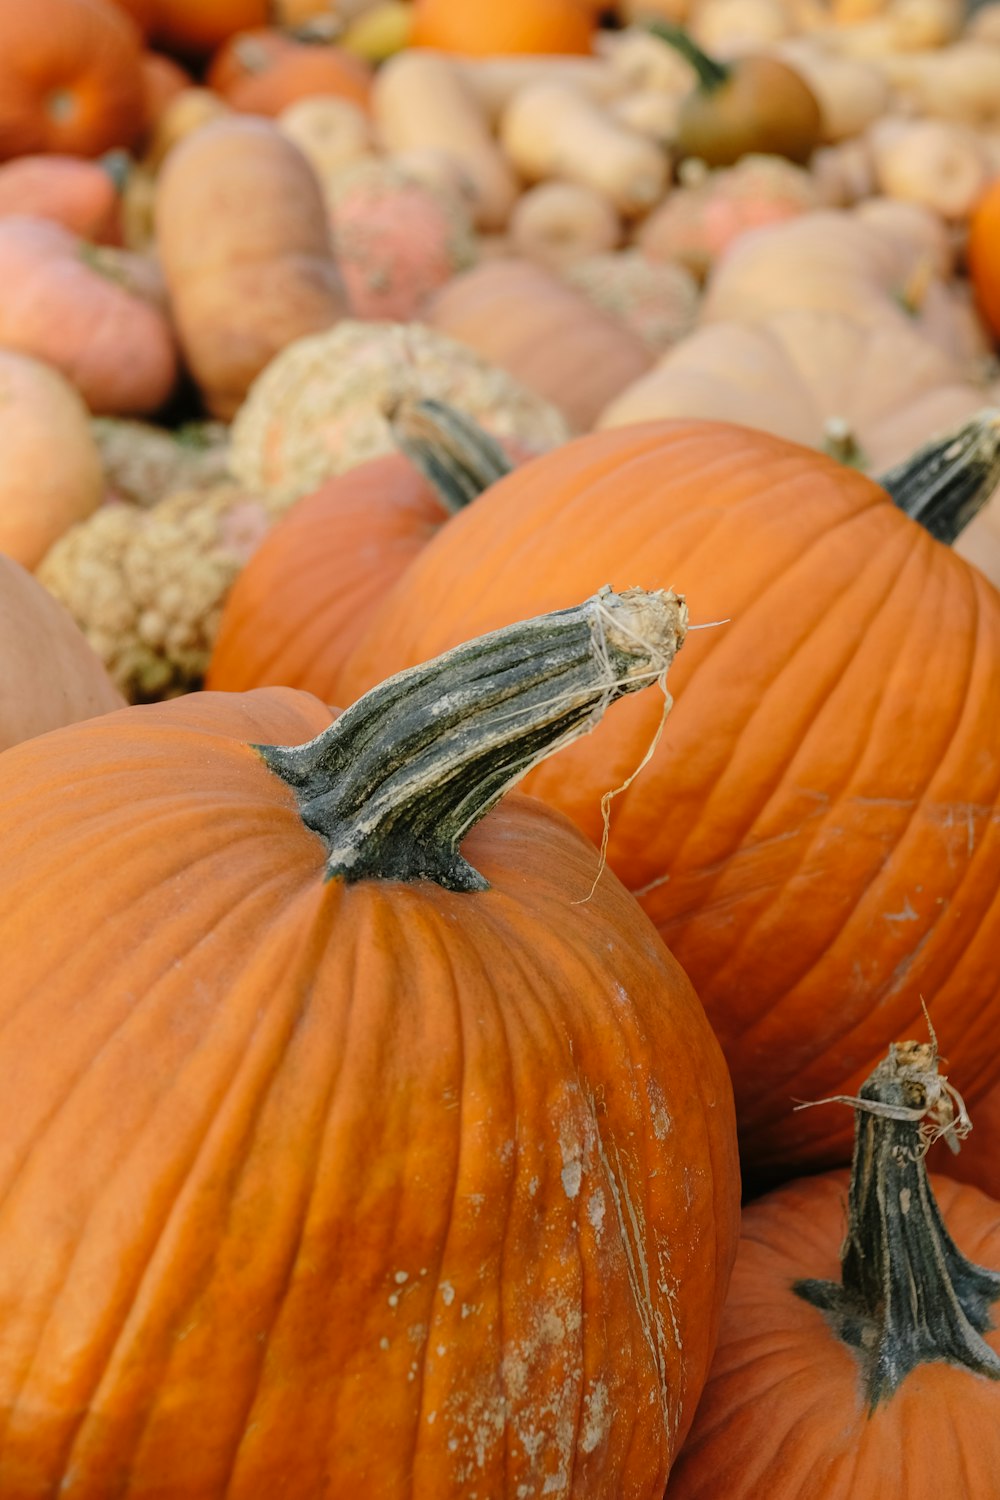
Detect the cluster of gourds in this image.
<box><xmin>2</xmin><ymin>0</ymin><xmax>1000</xmax><ymax>1495</ymax></box>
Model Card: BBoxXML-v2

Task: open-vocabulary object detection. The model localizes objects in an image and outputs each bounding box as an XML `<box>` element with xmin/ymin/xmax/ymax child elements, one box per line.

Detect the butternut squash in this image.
<box><xmin>372</xmin><ymin>52</ymin><xmax>518</xmax><ymax>230</ymax></box>
<box><xmin>500</xmin><ymin>82</ymin><xmax>668</xmax><ymax>218</ymax></box>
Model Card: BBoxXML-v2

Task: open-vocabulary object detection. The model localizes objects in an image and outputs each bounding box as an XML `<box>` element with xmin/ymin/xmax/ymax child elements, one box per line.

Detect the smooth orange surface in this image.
<box><xmin>0</xmin><ymin>686</ymin><xmax>739</xmax><ymax>1496</ymax></box>
<box><xmin>968</xmin><ymin>179</ymin><xmax>1000</xmax><ymax>343</ymax></box>
<box><xmin>333</xmin><ymin>421</ymin><xmax>1000</xmax><ymax>1177</ymax></box>
<box><xmin>0</xmin><ymin>0</ymin><xmax>145</xmax><ymax>160</ymax></box>
<box><xmin>412</xmin><ymin>0</ymin><xmax>595</xmax><ymax>55</ymax></box>
<box><xmin>667</xmin><ymin>1172</ymin><xmax>1000</xmax><ymax>1497</ymax></box>
<box><xmin>207</xmin><ymin>452</ymin><xmax>448</xmax><ymax>696</ymax></box>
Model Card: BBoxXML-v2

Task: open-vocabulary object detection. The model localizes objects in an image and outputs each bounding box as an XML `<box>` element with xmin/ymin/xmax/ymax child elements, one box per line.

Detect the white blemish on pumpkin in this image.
<box><xmin>395</xmin><ymin>1270</ymin><xmax>409</xmax><ymax>1284</ymax></box>
<box><xmin>885</xmin><ymin>898</ymin><xmax>918</xmax><ymax>923</ymax></box>
<box><xmin>561</xmin><ymin>1161</ymin><xmax>582</xmax><ymax>1199</ymax></box>
<box><xmin>379</xmin><ymin>1337</ymin><xmax>390</xmax><ymax>1351</ymax></box>
<box><xmin>580</xmin><ymin>1379</ymin><xmax>610</xmax><ymax>1454</ymax></box>
<box><xmin>437</xmin><ymin>1344</ymin><xmax>447</xmax><ymax>1357</ymax></box>
<box><xmin>428</xmin><ymin>1411</ymin><xmax>437</xmax><ymax>1424</ymax></box>
<box><xmin>528</xmin><ymin>1176</ymin><xmax>539</xmax><ymax>1197</ymax></box>
<box><xmin>440</xmin><ymin>1281</ymin><xmax>455</xmax><ymax>1306</ymax></box>
<box><xmin>409</xmin><ymin>1323</ymin><xmax>427</xmax><ymax>1346</ymax></box>
<box><xmin>388</xmin><ymin>1294</ymin><xmax>399</xmax><ymax>1308</ymax></box>
<box><xmin>646</xmin><ymin>1078</ymin><xmax>672</xmax><ymax>1140</ymax></box>
<box><xmin>587</xmin><ymin>1189</ymin><xmax>606</xmax><ymax>1240</ymax></box>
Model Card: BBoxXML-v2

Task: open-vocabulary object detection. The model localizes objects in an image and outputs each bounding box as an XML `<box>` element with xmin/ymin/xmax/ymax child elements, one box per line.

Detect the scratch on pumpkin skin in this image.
<box><xmin>590</xmin><ymin>1106</ymin><xmax>673</xmax><ymax>1437</ymax></box>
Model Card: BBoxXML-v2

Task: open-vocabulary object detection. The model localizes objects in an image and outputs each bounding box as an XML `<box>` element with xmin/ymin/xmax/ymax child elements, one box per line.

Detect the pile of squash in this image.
<box><xmin>2</xmin><ymin>0</ymin><xmax>1000</xmax><ymax>1495</ymax></box>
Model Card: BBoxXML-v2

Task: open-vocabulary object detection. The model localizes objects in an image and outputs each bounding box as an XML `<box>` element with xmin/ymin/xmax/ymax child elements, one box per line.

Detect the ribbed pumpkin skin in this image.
<box><xmin>666</xmin><ymin>1173</ymin><xmax>1000</xmax><ymax>1498</ymax></box>
<box><xmin>0</xmin><ymin>689</ymin><xmax>739</xmax><ymax>1497</ymax></box>
<box><xmin>206</xmin><ymin>452</ymin><xmax>443</xmax><ymax>696</ymax></box>
<box><xmin>338</xmin><ymin>422</ymin><xmax>1000</xmax><ymax>1177</ymax></box>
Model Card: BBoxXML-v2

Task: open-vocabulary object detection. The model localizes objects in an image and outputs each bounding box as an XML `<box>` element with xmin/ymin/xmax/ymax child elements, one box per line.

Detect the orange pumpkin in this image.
<box><xmin>333</xmin><ymin>421</ymin><xmax>1000</xmax><ymax>1179</ymax></box>
<box><xmin>0</xmin><ymin>0</ymin><xmax>146</xmax><ymax>161</ymax></box>
<box><xmin>152</xmin><ymin>0</ymin><xmax>268</xmax><ymax>57</ymax></box>
<box><xmin>0</xmin><ymin>215</ymin><xmax>177</xmax><ymax>416</ymax></box>
<box><xmin>0</xmin><ymin>555</ymin><xmax>123</xmax><ymax>752</ymax></box>
<box><xmin>138</xmin><ymin>48</ymin><xmax>191</xmax><ymax>138</ymax></box>
<box><xmin>0</xmin><ymin>590</ymin><xmax>739</xmax><ymax>1497</ymax></box>
<box><xmin>668</xmin><ymin>1039</ymin><xmax>1000</xmax><ymax>1498</ymax></box>
<box><xmin>208</xmin><ymin>401</ymin><xmax>515</xmax><ymax>695</ymax></box>
<box><xmin>207</xmin><ymin>30</ymin><xmax>373</xmax><ymax>116</ymax></box>
<box><xmin>411</xmin><ymin>0</ymin><xmax>595</xmax><ymax>55</ymax></box>
<box><xmin>968</xmin><ymin>176</ymin><xmax>1000</xmax><ymax>344</ymax></box>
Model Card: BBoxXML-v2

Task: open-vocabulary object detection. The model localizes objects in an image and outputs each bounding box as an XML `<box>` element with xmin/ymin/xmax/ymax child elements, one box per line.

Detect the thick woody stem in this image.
<box><xmin>387</xmin><ymin>397</ymin><xmax>514</xmax><ymax>515</ymax></box>
<box><xmin>794</xmin><ymin>1041</ymin><xmax>1000</xmax><ymax>1409</ymax></box>
<box><xmin>877</xmin><ymin>409</ymin><xmax>1000</xmax><ymax>544</ymax></box>
<box><xmin>256</xmin><ymin>586</ymin><xmax>687</xmax><ymax>891</ymax></box>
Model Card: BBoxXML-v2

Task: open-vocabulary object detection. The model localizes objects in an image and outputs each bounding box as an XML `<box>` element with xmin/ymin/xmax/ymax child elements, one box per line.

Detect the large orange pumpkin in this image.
<box><xmin>208</xmin><ymin>400</ymin><xmax>514</xmax><ymax>696</ymax></box>
<box><xmin>152</xmin><ymin>0</ymin><xmax>268</xmax><ymax>58</ymax></box>
<box><xmin>0</xmin><ymin>0</ymin><xmax>146</xmax><ymax>161</ymax></box>
<box><xmin>206</xmin><ymin>30</ymin><xmax>373</xmax><ymax>116</ymax></box>
<box><xmin>667</xmin><ymin>1039</ymin><xmax>1000</xmax><ymax>1498</ymax></box>
<box><xmin>333</xmin><ymin>420</ymin><xmax>1000</xmax><ymax>1179</ymax></box>
<box><xmin>968</xmin><ymin>176</ymin><xmax>1000</xmax><ymax>344</ymax></box>
<box><xmin>0</xmin><ymin>590</ymin><xmax>739</xmax><ymax>1497</ymax></box>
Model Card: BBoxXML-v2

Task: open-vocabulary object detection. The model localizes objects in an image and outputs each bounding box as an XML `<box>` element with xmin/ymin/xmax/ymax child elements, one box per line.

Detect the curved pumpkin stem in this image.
<box><xmin>257</xmin><ymin>585</ymin><xmax>687</xmax><ymax>890</ymax></box>
<box><xmin>387</xmin><ymin>397</ymin><xmax>514</xmax><ymax>515</ymax></box>
<box><xmin>876</xmin><ymin>409</ymin><xmax>1000</xmax><ymax>544</ymax></box>
<box><xmin>647</xmin><ymin>21</ymin><xmax>730</xmax><ymax>92</ymax></box>
<box><xmin>794</xmin><ymin>1041</ymin><xmax>1000</xmax><ymax>1409</ymax></box>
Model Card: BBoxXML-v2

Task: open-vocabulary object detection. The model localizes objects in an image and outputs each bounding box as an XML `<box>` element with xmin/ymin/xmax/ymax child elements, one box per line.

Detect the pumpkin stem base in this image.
<box><xmin>794</xmin><ymin>1041</ymin><xmax>1000</xmax><ymax>1409</ymax></box>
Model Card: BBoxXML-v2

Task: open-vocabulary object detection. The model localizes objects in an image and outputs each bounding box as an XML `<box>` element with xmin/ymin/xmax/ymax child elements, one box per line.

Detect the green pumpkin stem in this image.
<box><xmin>256</xmin><ymin>586</ymin><xmax>687</xmax><ymax>890</ymax></box>
<box><xmin>387</xmin><ymin>397</ymin><xmax>514</xmax><ymax>515</ymax></box>
<box><xmin>794</xmin><ymin>1041</ymin><xmax>1000</xmax><ymax>1410</ymax></box>
<box><xmin>876</xmin><ymin>408</ymin><xmax>1000</xmax><ymax>544</ymax></box>
<box><xmin>647</xmin><ymin>21</ymin><xmax>730</xmax><ymax>91</ymax></box>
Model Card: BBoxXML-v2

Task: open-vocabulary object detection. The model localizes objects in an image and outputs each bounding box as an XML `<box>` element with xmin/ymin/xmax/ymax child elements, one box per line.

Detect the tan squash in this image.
<box><xmin>0</xmin><ymin>555</ymin><xmax>123</xmax><ymax>751</ymax></box>
<box><xmin>372</xmin><ymin>52</ymin><xmax>518</xmax><ymax>230</ymax></box>
<box><xmin>155</xmin><ymin>116</ymin><xmax>346</xmax><ymax>420</ymax></box>
<box><xmin>425</xmin><ymin>258</ymin><xmax>654</xmax><ymax>433</ymax></box>
<box><xmin>508</xmin><ymin>180</ymin><xmax>622</xmax><ymax>271</ymax></box>
<box><xmin>564</xmin><ymin>250</ymin><xmax>700</xmax><ymax>355</ymax></box>
<box><xmin>867</xmin><ymin>116</ymin><xmax>991</xmax><ymax>222</ymax></box>
<box><xmin>276</xmin><ymin>95</ymin><xmax>372</xmax><ymax>182</ymax></box>
<box><xmin>143</xmin><ymin>86</ymin><xmax>231</xmax><ymax>171</ymax></box>
<box><xmin>598</xmin><ymin>308</ymin><xmax>990</xmax><ymax>474</ymax></box>
<box><xmin>691</xmin><ymin>0</ymin><xmax>793</xmax><ymax>50</ymax></box>
<box><xmin>0</xmin><ymin>351</ymin><xmax>104</xmax><ymax>569</ymax></box>
<box><xmin>500</xmin><ymin>82</ymin><xmax>669</xmax><ymax>218</ymax></box>
<box><xmin>875</xmin><ymin>43</ymin><xmax>1000</xmax><ymax>127</ymax></box>
<box><xmin>700</xmin><ymin>210</ymin><xmax>990</xmax><ymax>372</ymax></box>
<box><xmin>452</xmin><ymin>54</ymin><xmax>623</xmax><ymax>126</ymax></box>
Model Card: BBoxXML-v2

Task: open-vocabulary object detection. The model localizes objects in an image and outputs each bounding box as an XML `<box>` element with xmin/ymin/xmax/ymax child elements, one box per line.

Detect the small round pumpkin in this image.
<box><xmin>0</xmin><ymin>590</ymin><xmax>739</xmax><ymax>1498</ymax></box>
<box><xmin>0</xmin><ymin>0</ymin><xmax>146</xmax><ymax>161</ymax></box>
<box><xmin>0</xmin><ymin>153</ymin><xmax>122</xmax><ymax>240</ymax></box>
<box><xmin>206</xmin><ymin>30</ymin><xmax>373</xmax><ymax>116</ymax></box>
